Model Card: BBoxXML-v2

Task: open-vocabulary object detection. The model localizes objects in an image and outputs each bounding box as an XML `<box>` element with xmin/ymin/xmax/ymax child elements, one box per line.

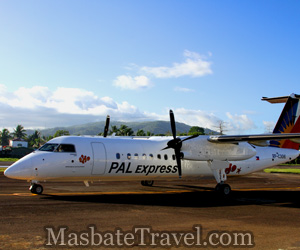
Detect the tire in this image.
<box><xmin>215</xmin><ymin>183</ymin><xmax>221</xmax><ymax>192</ymax></box>
<box><xmin>30</xmin><ymin>184</ymin><xmax>43</xmax><ymax>195</ymax></box>
<box><xmin>141</xmin><ymin>180</ymin><xmax>154</xmax><ymax>186</ymax></box>
<box><xmin>215</xmin><ymin>183</ymin><xmax>231</xmax><ymax>197</ymax></box>
<box><xmin>145</xmin><ymin>180</ymin><xmax>154</xmax><ymax>186</ymax></box>
<box><xmin>221</xmin><ymin>184</ymin><xmax>231</xmax><ymax>196</ymax></box>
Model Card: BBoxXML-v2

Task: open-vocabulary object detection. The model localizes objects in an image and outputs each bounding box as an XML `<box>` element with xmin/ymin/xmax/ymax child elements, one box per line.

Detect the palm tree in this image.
<box><xmin>12</xmin><ymin>125</ymin><xmax>26</xmax><ymax>139</ymax></box>
<box><xmin>118</xmin><ymin>125</ymin><xmax>134</xmax><ymax>136</ymax></box>
<box><xmin>109</xmin><ymin>125</ymin><xmax>119</xmax><ymax>135</ymax></box>
<box><xmin>28</xmin><ymin>130</ymin><xmax>43</xmax><ymax>148</ymax></box>
<box><xmin>1</xmin><ymin>128</ymin><xmax>10</xmax><ymax>146</ymax></box>
<box><xmin>137</xmin><ymin>129</ymin><xmax>146</xmax><ymax>136</ymax></box>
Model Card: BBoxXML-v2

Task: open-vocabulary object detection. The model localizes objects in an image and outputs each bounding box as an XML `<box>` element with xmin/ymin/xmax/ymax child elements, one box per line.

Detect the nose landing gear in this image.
<box><xmin>29</xmin><ymin>183</ymin><xmax>44</xmax><ymax>195</ymax></box>
<box><xmin>141</xmin><ymin>180</ymin><xmax>154</xmax><ymax>186</ymax></box>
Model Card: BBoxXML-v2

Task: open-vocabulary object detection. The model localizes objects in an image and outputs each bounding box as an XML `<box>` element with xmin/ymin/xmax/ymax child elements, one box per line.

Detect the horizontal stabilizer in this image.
<box><xmin>262</xmin><ymin>93</ymin><xmax>300</xmax><ymax>104</ymax></box>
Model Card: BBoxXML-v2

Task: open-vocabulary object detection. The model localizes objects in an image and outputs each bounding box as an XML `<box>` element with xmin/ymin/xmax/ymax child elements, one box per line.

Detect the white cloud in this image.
<box><xmin>263</xmin><ymin>121</ymin><xmax>275</xmax><ymax>133</ymax></box>
<box><xmin>174</xmin><ymin>87</ymin><xmax>195</xmax><ymax>92</ymax></box>
<box><xmin>113</xmin><ymin>50</ymin><xmax>212</xmax><ymax>91</ymax></box>
<box><xmin>140</xmin><ymin>50</ymin><xmax>212</xmax><ymax>78</ymax></box>
<box><xmin>172</xmin><ymin>108</ymin><xmax>220</xmax><ymax>129</ymax></box>
<box><xmin>113</xmin><ymin>75</ymin><xmax>152</xmax><ymax>90</ymax></box>
<box><xmin>0</xmin><ymin>85</ymin><xmax>148</xmax><ymax>129</ymax></box>
<box><xmin>0</xmin><ymin>84</ymin><xmax>256</xmax><ymax>134</ymax></box>
<box><xmin>226</xmin><ymin>112</ymin><xmax>256</xmax><ymax>133</ymax></box>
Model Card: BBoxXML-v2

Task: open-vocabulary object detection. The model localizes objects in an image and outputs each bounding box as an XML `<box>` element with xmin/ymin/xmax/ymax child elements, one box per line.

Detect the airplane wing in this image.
<box><xmin>208</xmin><ymin>133</ymin><xmax>300</xmax><ymax>145</ymax></box>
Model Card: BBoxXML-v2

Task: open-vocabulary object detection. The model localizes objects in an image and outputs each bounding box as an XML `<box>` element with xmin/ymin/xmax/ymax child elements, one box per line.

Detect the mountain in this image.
<box><xmin>27</xmin><ymin>121</ymin><xmax>216</xmax><ymax>137</ymax></box>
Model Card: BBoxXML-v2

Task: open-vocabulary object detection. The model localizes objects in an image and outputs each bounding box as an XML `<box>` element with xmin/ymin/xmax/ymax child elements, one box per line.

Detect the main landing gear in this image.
<box><xmin>29</xmin><ymin>183</ymin><xmax>44</xmax><ymax>195</ymax></box>
<box><xmin>215</xmin><ymin>182</ymin><xmax>231</xmax><ymax>196</ymax></box>
<box><xmin>211</xmin><ymin>166</ymin><xmax>232</xmax><ymax>197</ymax></box>
<box><xmin>141</xmin><ymin>180</ymin><xmax>154</xmax><ymax>186</ymax></box>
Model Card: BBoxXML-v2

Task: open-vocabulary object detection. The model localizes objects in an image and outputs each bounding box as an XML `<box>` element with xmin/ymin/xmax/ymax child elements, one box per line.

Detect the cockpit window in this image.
<box><xmin>39</xmin><ymin>143</ymin><xmax>76</xmax><ymax>153</ymax></box>
<box><xmin>39</xmin><ymin>143</ymin><xmax>59</xmax><ymax>152</ymax></box>
<box><xmin>55</xmin><ymin>144</ymin><xmax>76</xmax><ymax>153</ymax></box>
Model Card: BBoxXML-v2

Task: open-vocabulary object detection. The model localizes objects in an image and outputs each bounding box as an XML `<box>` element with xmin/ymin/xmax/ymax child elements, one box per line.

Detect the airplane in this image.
<box><xmin>4</xmin><ymin>93</ymin><xmax>300</xmax><ymax>197</ymax></box>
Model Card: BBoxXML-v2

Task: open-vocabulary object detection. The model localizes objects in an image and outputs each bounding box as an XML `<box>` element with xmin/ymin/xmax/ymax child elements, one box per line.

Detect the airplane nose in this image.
<box><xmin>4</xmin><ymin>156</ymin><xmax>33</xmax><ymax>180</ymax></box>
<box><xmin>4</xmin><ymin>167</ymin><xmax>13</xmax><ymax>178</ymax></box>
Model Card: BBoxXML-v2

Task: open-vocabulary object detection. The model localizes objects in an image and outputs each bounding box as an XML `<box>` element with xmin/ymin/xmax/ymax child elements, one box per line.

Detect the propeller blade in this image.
<box><xmin>168</xmin><ymin>110</ymin><xmax>183</xmax><ymax>178</ymax></box>
<box><xmin>169</xmin><ymin>110</ymin><xmax>176</xmax><ymax>139</ymax></box>
<box><xmin>175</xmin><ymin>147</ymin><xmax>182</xmax><ymax>178</ymax></box>
<box><xmin>181</xmin><ymin>134</ymin><xmax>199</xmax><ymax>142</ymax></box>
<box><xmin>103</xmin><ymin>115</ymin><xmax>110</xmax><ymax>137</ymax></box>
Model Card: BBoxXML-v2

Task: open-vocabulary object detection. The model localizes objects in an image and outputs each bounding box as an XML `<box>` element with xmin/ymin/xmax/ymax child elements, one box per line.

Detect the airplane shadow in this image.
<box><xmin>40</xmin><ymin>186</ymin><xmax>300</xmax><ymax>209</ymax></box>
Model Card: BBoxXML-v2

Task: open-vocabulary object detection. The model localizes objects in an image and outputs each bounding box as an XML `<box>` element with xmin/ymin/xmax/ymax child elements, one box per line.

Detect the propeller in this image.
<box><xmin>162</xmin><ymin>110</ymin><xmax>198</xmax><ymax>178</ymax></box>
<box><xmin>103</xmin><ymin>115</ymin><xmax>110</xmax><ymax>137</ymax></box>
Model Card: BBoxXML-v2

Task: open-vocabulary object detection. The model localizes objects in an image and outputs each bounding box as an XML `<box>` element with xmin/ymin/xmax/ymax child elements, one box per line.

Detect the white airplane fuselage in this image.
<box><xmin>5</xmin><ymin>135</ymin><xmax>299</xmax><ymax>182</ymax></box>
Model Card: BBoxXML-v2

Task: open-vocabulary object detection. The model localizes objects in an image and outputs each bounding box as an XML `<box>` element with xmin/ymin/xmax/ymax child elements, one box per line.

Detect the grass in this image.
<box><xmin>0</xmin><ymin>158</ymin><xmax>19</xmax><ymax>162</ymax></box>
<box><xmin>264</xmin><ymin>168</ymin><xmax>300</xmax><ymax>174</ymax></box>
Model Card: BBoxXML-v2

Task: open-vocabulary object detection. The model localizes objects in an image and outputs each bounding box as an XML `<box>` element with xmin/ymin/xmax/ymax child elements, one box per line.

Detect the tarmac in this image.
<box><xmin>1</xmin><ymin>168</ymin><xmax>300</xmax><ymax>249</ymax></box>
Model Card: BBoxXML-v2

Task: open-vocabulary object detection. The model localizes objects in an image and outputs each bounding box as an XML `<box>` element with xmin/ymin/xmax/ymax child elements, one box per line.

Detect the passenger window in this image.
<box><xmin>134</xmin><ymin>153</ymin><xmax>139</xmax><ymax>160</ymax></box>
<box><xmin>55</xmin><ymin>144</ymin><xmax>76</xmax><ymax>153</ymax></box>
<box><xmin>116</xmin><ymin>153</ymin><xmax>120</xmax><ymax>159</ymax></box>
<box><xmin>157</xmin><ymin>154</ymin><xmax>161</xmax><ymax>159</ymax></box>
<box><xmin>164</xmin><ymin>154</ymin><xmax>168</xmax><ymax>160</ymax></box>
<box><xmin>127</xmin><ymin>153</ymin><xmax>131</xmax><ymax>160</ymax></box>
<box><xmin>142</xmin><ymin>154</ymin><xmax>146</xmax><ymax>160</ymax></box>
<box><xmin>149</xmin><ymin>154</ymin><xmax>154</xmax><ymax>160</ymax></box>
<box><xmin>172</xmin><ymin>155</ymin><xmax>176</xmax><ymax>161</ymax></box>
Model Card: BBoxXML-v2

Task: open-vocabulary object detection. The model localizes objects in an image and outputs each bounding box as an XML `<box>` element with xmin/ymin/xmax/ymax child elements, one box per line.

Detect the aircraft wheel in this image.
<box><xmin>141</xmin><ymin>180</ymin><xmax>154</xmax><ymax>186</ymax></box>
<box><xmin>215</xmin><ymin>183</ymin><xmax>231</xmax><ymax>196</ymax></box>
<box><xmin>215</xmin><ymin>183</ymin><xmax>221</xmax><ymax>192</ymax></box>
<box><xmin>145</xmin><ymin>180</ymin><xmax>154</xmax><ymax>186</ymax></box>
<box><xmin>30</xmin><ymin>184</ymin><xmax>43</xmax><ymax>195</ymax></box>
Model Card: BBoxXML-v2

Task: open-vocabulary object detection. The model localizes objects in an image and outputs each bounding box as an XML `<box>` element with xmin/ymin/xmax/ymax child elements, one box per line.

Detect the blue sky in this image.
<box><xmin>0</xmin><ymin>1</ymin><xmax>299</xmax><ymax>134</ymax></box>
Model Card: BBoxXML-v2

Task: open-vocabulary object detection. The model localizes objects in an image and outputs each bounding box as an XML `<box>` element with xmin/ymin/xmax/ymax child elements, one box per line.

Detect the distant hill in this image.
<box><xmin>27</xmin><ymin>121</ymin><xmax>217</xmax><ymax>137</ymax></box>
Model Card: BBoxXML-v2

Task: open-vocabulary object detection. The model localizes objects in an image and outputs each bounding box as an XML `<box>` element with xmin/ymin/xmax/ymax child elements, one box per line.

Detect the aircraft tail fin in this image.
<box><xmin>262</xmin><ymin>93</ymin><xmax>300</xmax><ymax>149</ymax></box>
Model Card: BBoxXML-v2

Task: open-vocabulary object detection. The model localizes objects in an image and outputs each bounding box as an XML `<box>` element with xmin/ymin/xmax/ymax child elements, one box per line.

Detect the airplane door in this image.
<box><xmin>91</xmin><ymin>142</ymin><xmax>107</xmax><ymax>175</ymax></box>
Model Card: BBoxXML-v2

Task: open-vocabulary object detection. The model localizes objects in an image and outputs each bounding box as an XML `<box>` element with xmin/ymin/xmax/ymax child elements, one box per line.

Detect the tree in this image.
<box><xmin>118</xmin><ymin>125</ymin><xmax>134</xmax><ymax>136</ymax></box>
<box><xmin>109</xmin><ymin>125</ymin><xmax>119</xmax><ymax>135</ymax></box>
<box><xmin>214</xmin><ymin>120</ymin><xmax>227</xmax><ymax>135</ymax></box>
<box><xmin>136</xmin><ymin>129</ymin><xmax>146</xmax><ymax>136</ymax></box>
<box><xmin>146</xmin><ymin>131</ymin><xmax>154</xmax><ymax>136</ymax></box>
<box><xmin>0</xmin><ymin>128</ymin><xmax>10</xmax><ymax>146</ymax></box>
<box><xmin>188</xmin><ymin>126</ymin><xmax>205</xmax><ymax>136</ymax></box>
<box><xmin>28</xmin><ymin>130</ymin><xmax>45</xmax><ymax>148</ymax></box>
<box><xmin>43</xmin><ymin>135</ymin><xmax>53</xmax><ymax>141</ymax></box>
<box><xmin>53</xmin><ymin>130</ymin><xmax>70</xmax><ymax>138</ymax></box>
<box><xmin>12</xmin><ymin>125</ymin><xmax>26</xmax><ymax>139</ymax></box>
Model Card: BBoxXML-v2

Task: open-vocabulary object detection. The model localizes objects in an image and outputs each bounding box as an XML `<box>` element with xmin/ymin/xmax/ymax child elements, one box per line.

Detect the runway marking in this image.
<box><xmin>0</xmin><ymin>193</ymin><xmax>36</xmax><ymax>196</ymax></box>
<box><xmin>233</xmin><ymin>187</ymin><xmax>300</xmax><ymax>191</ymax></box>
<box><xmin>13</xmin><ymin>193</ymin><xmax>37</xmax><ymax>196</ymax></box>
<box><xmin>0</xmin><ymin>190</ymin><xmax>196</xmax><ymax>196</ymax></box>
<box><xmin>45</xmin><ymin>190</ymin><xmax>197</xmax><ymax>196</ymax></box>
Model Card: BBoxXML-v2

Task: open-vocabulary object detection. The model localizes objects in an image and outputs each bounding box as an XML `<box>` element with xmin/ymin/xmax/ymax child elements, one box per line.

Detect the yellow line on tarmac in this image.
<box><xmin>233</xmin><ymin>187</ymin><xmax>300</xmax><ymax>191</ymax></box>
<box><xmin>2</xmin><ymin>187</ymin><xmax>300</xmax><ymax>196</ymax></box>
<box><xmin>0</xmin><ymin>193</ymin><xmax>36</xmax><ymax>196</ymax></box>
<box><xmin>45</xmin><ymin>190</ymin><xmax>196</xmax><ymax>196</ymax></box>
<box><xmin>0</xmin><ymin>190</ymin><xmax>196</xmax><ymax>196</ymax></box>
